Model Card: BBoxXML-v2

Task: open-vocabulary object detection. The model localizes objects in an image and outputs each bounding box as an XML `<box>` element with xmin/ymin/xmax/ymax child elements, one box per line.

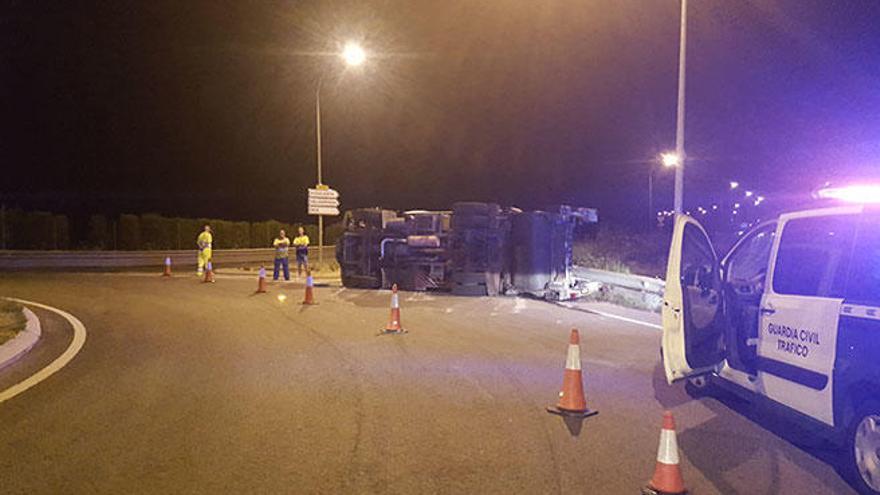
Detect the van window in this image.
<box><xmin>725</xmin><ymin>223</ymin><xmax>776</xmax><ymax>284</ymax></box>
<box><xmin>772</xmin><ymin>215</ymin><xmax>856</xmax><ymax>298</ymax></box>
<box><xmin>846</xmin><ymin>213</ymin><xmax>880</xmax><ymax>304</ymax></box>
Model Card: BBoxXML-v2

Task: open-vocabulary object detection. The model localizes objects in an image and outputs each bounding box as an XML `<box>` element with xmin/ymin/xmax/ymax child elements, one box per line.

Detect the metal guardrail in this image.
<box><xmin>0</xmin><ymin>246</ymin><xmax>336</xmax><ymax>270</ymax></box>
<box><xmin>572</xmin><ymin>266</ymin><xmax>665</xmax><ymax>295</ymax></box>
<box><xmin>571</xmin><ymin>266</ymin><xmax>666</xmax><ymax>310</ymax></box>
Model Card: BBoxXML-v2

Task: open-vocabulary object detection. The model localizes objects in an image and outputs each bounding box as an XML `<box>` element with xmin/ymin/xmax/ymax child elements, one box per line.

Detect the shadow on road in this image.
<box><xmin>649</xmin><ymin>362</ymin><xmax>852</xmax><ymax>494</ymax></box>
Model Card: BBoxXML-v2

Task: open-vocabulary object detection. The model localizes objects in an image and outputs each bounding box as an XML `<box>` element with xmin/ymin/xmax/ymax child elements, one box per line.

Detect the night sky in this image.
<box><xmin>3</xmin><ymin>1</ymin><xmax>880</xmax><ymax>224</ymax></box>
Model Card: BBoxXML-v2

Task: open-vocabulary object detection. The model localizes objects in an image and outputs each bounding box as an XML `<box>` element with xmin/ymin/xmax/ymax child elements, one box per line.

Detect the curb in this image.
<box><xmin>0</xmin><ymin>306</ymin><xmax>42</xmax><ymax>371</ymax></box>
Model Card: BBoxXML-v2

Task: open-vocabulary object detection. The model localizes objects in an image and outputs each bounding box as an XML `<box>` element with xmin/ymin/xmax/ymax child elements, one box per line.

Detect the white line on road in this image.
<box><xmin>557</xmin><ymin>302</ymin><xmax>662</xmax><ymax>330</ymax></box>
<box><xmin>0</xmin><ymin>298</ymin><xmax>87</xmax><ymax>404</ymax></box>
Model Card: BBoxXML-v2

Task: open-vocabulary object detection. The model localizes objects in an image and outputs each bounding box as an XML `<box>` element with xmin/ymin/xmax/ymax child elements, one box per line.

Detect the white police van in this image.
<box><xmin>661</xmin><ymin>203</ymin><xmax>880</xmax><ymax>494</ymax></box>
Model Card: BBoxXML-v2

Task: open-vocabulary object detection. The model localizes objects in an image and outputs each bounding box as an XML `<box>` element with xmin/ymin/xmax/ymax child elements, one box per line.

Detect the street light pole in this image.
<box><xmin>315</xmin><ymin>80</ymin><xmax>324</xmax><ymax>267</ymax></box>
<box><xmin>648</xmin><ymin>167</ymin><xmax>654</xmax><ymax>229</ymax></box>
<box><xmin>673</xmin><ymin>0</ymin><xmax>687</xmax><ymax>214</ymax></box>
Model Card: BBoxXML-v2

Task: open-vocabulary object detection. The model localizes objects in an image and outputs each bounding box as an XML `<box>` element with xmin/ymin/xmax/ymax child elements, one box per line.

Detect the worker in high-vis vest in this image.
<box><xmin>196</xmin><ymin>224</ymin><xmax>213</xmax><ymax>276</ymax></box>
<box><xmin>272</xmin><ymin>229</ymin><xmax>291</xmax><ymax>281</ymax></box>
<box><xmin>293</xmin><ymin>226</ymin><xmax>310</xmax><ymax>277</ymax></box>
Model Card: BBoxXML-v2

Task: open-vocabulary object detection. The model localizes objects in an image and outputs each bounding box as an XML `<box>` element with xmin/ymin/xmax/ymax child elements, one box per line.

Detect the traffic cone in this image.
<box><xmin>256</xmin><ymin>266</ymin><xmax>268</xmax><ymax>293</ymax></box>
<box><xmin>203</xmin><ymin>261</ymin><xmax>215</xmax><ymax>283</ymax></box>
<box><xmin>547</xmin><ymin>329</ymin><xmax>597</xmax><ymax>418</ymax></box>
<box><xmin>642</xmin><ymin>411</ymin><xmax>688</xmax><ymax>495</ymax></box>
<box><xmin>301</xmin><ymin>271</ymin><xmax>316</xmax><ymax>305</ymax></box>
<box><xmin>162</xmin><ymin>256</ymin><xmax>172</xmax><ymax>277</ymax></box>
<box><xmin>379</xmin><ymin>284</ymin><xmax>407</xmax><ymax>334</ymax></box>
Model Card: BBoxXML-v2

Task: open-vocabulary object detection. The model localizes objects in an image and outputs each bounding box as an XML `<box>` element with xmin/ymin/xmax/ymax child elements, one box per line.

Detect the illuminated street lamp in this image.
<box><xmin>649</xmin><ymin>152</ymin><xmax>680</xmax><ymax>228</ymax></box>
<box><xmin>341</xmin><ymin>42</ymin><xmax>366</xmax><ymax>66</ymax></box>
<box><xmin>314</xmin><ymin>41</ymin><xmax>367</xmax><ymax>265</ymax></box>
<box><xmin>730</xmin><ymin>181</ymin><xmax>740</xmax><ymax>190</ymax></box>
<box><xmin>661</xmin><ymin>152</ymin><xmax>681</xmax><ymax>168</ymax></box>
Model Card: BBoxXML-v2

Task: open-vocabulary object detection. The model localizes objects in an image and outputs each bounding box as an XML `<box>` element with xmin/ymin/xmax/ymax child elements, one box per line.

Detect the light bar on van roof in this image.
<box><xmin>815</xmin><ymin>184</ymin><xmax>880</xmax><ymax>203</ymax></box>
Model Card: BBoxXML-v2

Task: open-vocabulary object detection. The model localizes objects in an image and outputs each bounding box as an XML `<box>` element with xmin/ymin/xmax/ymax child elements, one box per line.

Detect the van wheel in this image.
<box><xmin>685</xmin><ymin>375</ymin><xmax>713</xmax><ymax>397</ymax></box>
<box><xmin>844</xmin><ymin>401</ymin><xmax>880</xmax><ymax>495</ymax></box>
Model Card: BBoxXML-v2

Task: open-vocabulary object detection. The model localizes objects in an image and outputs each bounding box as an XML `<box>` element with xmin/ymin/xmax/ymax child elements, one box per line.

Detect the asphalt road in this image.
<box><xmin>0</xmin><ymin>272</ymin><xmax>857</xmax><ymax>494</ymax></box>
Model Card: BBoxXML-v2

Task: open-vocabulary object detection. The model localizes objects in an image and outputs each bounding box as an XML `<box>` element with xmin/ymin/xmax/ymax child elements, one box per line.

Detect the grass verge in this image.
<box><xmin>0</xmin><ymin>300</ymin><xmax>27</xmax><ymax>346</ymax></box>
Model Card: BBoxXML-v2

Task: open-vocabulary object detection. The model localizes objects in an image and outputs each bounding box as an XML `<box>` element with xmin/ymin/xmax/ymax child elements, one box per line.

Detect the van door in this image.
<box><xmin>662</xmin><ymin>214</ymin><xmax>726</xmax><ymax>384</ymax></box>
<box><xmin>759</xmin><ymin>211</ymin><xmax>858</xmax><ymax>426</ymax></box>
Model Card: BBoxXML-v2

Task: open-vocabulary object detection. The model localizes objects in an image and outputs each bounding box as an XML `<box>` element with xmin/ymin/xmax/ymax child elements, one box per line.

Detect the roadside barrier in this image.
<box><xmin>256</xmin><ymin>266</ymin><xmax>268</xmax><ymax>294</ymax></box>
<box><xmin>0</xmin><ymin>246</ymin><xmax>336</xmax><ymax>271</ymax></box>
<box><xmin>642</xmin><ymin>411</ymin><xmax>688</xmax><ymax>495</ymax></box>
<box><xmin>203</xmin><ymin>262</ymin><xmax>215</xmax><ymax>284</ymax></box>
<box><xmin>162</xmin><ymin>257</ymin><xmax>172</xmax><ymax>277</ymax></box>
<box><xmin>379</xmin><ymin>284</ymin><xmax>406</xmax><ymax>335</ymax></box>
<box><xmin>302</xmin><ymin>271</ymin><xmax>316</xmax><ymax>305</ymax></box>
<box><xmin>547</xmin><ymin>329</ymin><xmax>597</xmax><ymax>418</ymax></box>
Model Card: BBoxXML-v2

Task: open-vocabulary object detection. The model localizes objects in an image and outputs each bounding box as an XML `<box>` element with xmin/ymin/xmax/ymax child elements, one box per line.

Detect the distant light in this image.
<box><xmin>660</xmin><ymin>152</ymin><xmax>680</xmax><ymax>168</ymax></box>
<box><xmin>712</xmin><ymin>204</ymin><xmax>719</xmax><ymax>210</ymax></box>
<box><xmin>342</xmin><ymin>42</ymin><xmax>366</xmax><ymax>66</ymax></box>
<box><xmin>734</xmin><ymin>202</ymin><xmax>741</xmax><ymax>209</ymax></box>
<box><xmin>745</xmin><ymin>191</ymin><xmax>754</xmax><ymax>197</ymax></box>
<box><xmin>816</xmin><ymin>184</ymin><xmax>880</xmax><ymax>203</ymax></box>
<box><xmin>754</xmin><ymin>200</ymin><xmax>760</xmax><ymax>206</ymax></box>
<box><xmin>730</xmin><ymin>181</ymin><xmax>740</xmax><ymax>190</ymax></box>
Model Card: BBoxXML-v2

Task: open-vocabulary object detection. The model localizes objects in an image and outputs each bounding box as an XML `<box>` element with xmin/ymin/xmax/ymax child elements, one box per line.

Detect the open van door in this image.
<box><xmin>662</xmin><ymin>214</ymin><xmax>727</xmax><ymax>384</ymax></box>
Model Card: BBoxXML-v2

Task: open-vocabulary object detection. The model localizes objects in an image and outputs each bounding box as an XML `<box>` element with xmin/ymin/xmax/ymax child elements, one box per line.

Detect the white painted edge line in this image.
<box><xmin>0</xmin><ymin>298</ymin><xmax>87</xmax><ymax>404</ymax></box>
<box><xmin>558</xmin><ymin>302</ymin><xmax>662</xmax><ymax>330</ymax></box>
<box><xmin>0</xmin><ymin>307</ymin><xmax>42</xmax><ymax>371</ymax></box>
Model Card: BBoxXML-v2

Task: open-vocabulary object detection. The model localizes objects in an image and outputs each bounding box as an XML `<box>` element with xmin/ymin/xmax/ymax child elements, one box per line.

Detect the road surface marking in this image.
<box><xmin>513</xmin><ymin>298</ymin><xmax>527</xmax><ymax>314</ymax></box>
<box><xmin>557</xmin><ymin>302</ymin><xmax>662</xmax><ymax>330</ymax></box>
<box><xmin>0</xmin><ymin>298</ymin><xmax>87</xmax><ymax>404</ymax></box>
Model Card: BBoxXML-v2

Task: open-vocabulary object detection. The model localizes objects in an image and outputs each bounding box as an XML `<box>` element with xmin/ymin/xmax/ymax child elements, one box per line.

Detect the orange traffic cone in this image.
<box><xmin>379</xmin><ymin>284</ymin><xmax>406</xmax><ymax>334</ymax></box>
<box><xmin>256</xmin><ymin>266</ymin><xmax>268</xmax><ymax>294</ymax></box>
<box><xmin>301</xmin><ymin>271</ymin><xmax>316</xmax><ymax>305</ymax></box>
<box><xmin>547</xmin><ymin>329</ymin><xmax>597</xmax><ymax>418</ymax></box>
<box><xmin>203</xmin><ymin>261</ymin><xmax>215</xmax><ymax>283</ymax></box>
<box><xmin>642</xmin><ymin>411</ymin><xmax>688</xmax><ymax>495</ymax></box>
<box><xmin>162</xmin><ymin>256</ymin><xmax>172</xmax><ymax>277</ymax></box>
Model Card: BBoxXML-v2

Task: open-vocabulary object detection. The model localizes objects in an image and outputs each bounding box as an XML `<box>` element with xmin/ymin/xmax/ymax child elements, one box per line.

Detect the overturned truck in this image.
<box><xmin>335</xmin><ymin>202</ymin><xmax>598</xmax><ymax>300</ymax></box>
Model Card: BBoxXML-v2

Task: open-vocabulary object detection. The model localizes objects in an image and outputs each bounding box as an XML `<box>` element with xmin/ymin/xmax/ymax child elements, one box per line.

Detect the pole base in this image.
<box><xmin>546</xmin><ymin>406</ymin><xmax>599</xmax><ymax>419</ymax></box>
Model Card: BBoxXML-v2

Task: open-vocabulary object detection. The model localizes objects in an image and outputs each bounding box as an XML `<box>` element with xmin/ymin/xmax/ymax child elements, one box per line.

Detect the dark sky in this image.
<box><xmin>3</xmin><ymin>0</ymin><xmax>880</xmax><ymax>224</ymax></box>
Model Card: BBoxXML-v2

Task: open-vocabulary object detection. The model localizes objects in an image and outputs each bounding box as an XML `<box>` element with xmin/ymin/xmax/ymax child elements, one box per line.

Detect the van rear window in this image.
<box><xmin>846</xmin><ymin>213</ymin><xmax>880</xmax><ymax>304</ymax></box>
<box><xmin>772</xmin><ymin>215</ymin><xmax>855</xmax><ymax>298</ymax></box>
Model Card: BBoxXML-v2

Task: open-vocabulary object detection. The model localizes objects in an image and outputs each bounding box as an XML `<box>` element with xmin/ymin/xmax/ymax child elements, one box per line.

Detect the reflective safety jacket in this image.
<box><xmin>197</xmin><ymin>231</ymin><xmax>213</xmax><ymax>251</ymax></box>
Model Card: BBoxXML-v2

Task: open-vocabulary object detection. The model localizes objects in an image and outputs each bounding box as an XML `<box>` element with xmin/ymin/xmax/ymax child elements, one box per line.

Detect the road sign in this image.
<box><xmin>308</xmin><ymin>188</ymin><xmax>339</xmax><ymax>199</ymax></box>
<box><xmin>308</xmin><ymin>187</ymin><xmax>341</xmax><ymax>216</ymax></box>
<box><xmin>308</xmin><ymin>198</ymin><xmax>340</xmax><ymax>208</ymax></box>
<box><xmin>308</xmin><ymin>206</ymin><xmax>340</xmax><ymax>216</ymax></box>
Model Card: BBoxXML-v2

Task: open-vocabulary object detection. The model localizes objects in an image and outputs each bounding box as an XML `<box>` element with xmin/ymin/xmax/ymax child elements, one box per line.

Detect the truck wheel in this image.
<box><xmin>452</xmin><ymin>202</ymin><xmax>500</xmax><ymax>217</ymax></box>
<box><xmin>452</xmin><ymin>215</ymin><xmax>491</xmax><ymax>229</ymax></box>
<box><xmin>843</xmin><ymin>400</ymin><xmax>880</xmax><ymax>495</ymax></box>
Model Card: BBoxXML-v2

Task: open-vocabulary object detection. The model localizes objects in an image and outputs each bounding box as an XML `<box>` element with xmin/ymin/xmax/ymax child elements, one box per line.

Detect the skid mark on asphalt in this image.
<box><xmin>440</xmin><ymin>299</ymin><xmax>565</xmax><ymax>494</ymax></box>
<box><xmin>208</xmin><ymin>281</ymin><xmax>373</xmax><ymax>492</ymax></box>
<box><xmin>0</xmin><ymin>298</ymin><xmax>87</xmax><ymax>404</ymax></box>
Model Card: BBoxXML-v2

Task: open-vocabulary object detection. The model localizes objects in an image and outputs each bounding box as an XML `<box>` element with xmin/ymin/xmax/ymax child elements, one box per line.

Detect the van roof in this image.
<box><xmin>777</xmin><ymin>205</ymin><xmax>864</xmax><ymax>222</ymax></box>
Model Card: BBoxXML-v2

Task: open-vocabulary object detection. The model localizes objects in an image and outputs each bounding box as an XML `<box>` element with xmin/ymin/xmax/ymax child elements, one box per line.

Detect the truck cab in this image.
<box><xmin>662</xmin><ymin>205</ymin><xmax>880</xmax><ymax>494</ymax></box>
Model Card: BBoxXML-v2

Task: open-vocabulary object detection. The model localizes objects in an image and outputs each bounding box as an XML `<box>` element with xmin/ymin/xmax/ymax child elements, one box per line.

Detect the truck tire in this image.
<box><xmin>452</xmin><ymin>283</ymin><xmax>488</xmax><ymax>297</ymax></box>
<box><xmin>843</xmin><ymin>400</ymin><xmax>880</xmax><ymax>495</ymax></box>
<box><xmin>452</xmin><ymin>202</ymin><xmax>500</xmax><ymax>217</ymax></box>
<box><xmin>452</xmin><ymin>271</ymin><xmax>487</xmax><ymax>285</ymax></box>
<box><xmin>452</xmin><ymin>215</ymin><xmax>491</xmax><ymax>229</ymax></box>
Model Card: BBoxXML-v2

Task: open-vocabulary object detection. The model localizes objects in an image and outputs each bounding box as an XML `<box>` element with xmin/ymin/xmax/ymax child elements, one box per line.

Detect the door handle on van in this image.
<box><xmin>760</xmin><ymin>307</ymin><xmax>776</xmax><ymax>315</ymax></box>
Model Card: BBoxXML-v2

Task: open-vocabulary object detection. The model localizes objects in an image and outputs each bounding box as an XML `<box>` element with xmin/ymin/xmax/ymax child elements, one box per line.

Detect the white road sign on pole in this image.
<box><xmin>308</xmin><ymin>206</ymin><xmax>340</xmax><ymax>216</ymax></box>
<box><xmin>308</xmin><ymin>188</ymin><xmax>340</xmax><ymax>199</ymax></box>
<box><xmin>307</xmin><ymin>187</ymin><xmax>341</xmax><ymax>217</ymax></box>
